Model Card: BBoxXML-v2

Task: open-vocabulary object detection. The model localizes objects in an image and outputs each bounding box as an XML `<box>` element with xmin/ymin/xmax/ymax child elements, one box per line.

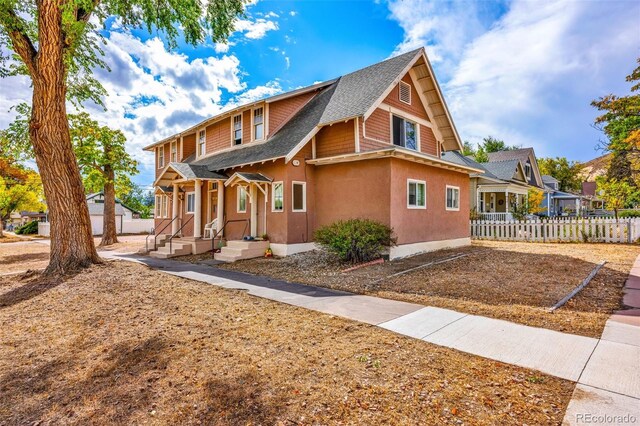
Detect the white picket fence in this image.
<box><xmin>471</xmin><ymin>218</ymin><xmax>640</xmax><ymax>243</ymax></box>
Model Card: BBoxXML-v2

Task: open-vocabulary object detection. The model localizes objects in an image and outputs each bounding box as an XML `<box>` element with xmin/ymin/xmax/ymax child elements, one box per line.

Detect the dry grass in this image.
<box><xmin>220</xmin><ymin>241</ymin><xmax>639</xmax><ymax>338</ymax></box>
<box><xmin>0</xmin><ymin>241</ymin><xmax>50</xmax><ymax>274</ymax></box>
<box><xmin>0</xmin><ymin>261</ymin><xmax>573</xmax><ymax>425</ymax></box>
<box><xmin>0</xmin><ymin>234</ymin><xmax>28</xmax><ymax>244</ymax></box>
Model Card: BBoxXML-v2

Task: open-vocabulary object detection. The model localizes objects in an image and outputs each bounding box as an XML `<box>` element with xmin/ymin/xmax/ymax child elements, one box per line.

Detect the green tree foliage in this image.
<box><xmin>464</xmin><ymin>136</ymin><xmax>520</xmax><ymax>163</ymax></box>
<box><xmin>538</xmin><ymin>157</ymin><xmax>583</xmax><ymax>192</ymax></box>
<box><xmin>597</xmin><ymin>177</ymin><xmax>637</xmax><ymax>219</ymax></box>
<box><xmin>0</xmin><ymin>169</ymin><xmax>45</xmax><ymax>237</ymax></box>
<box><xmin>119</xmin><ymin>183</ymin><xmax>154</xmax><ymax>219</ymax></box>
<box><xmin>314</xmin><ymin>219</ymin><xmax>396</xmax><ymax>263</ymax></box>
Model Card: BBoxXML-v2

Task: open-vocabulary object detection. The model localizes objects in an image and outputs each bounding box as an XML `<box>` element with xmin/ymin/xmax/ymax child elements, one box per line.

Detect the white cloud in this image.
<box><xmin>228</xmin><ymin>81</ymin><xmax>282</xmax><ymax>107</ymax></box>
<box><xmin>214</xmin><ymin>42</ymin><xmax>230</xmax><ymax>53</ymax></box>
<box><xmin>289</xmin><ymin>11</ymin><xmax>297</xmax><ymax>17</ymax></box>
<box><xmin>265</xmin><ymin>11</ymin><xmax>279</xmax><ymax>18</ymax></box>
<box><xmin>234</xmin><ymin>18</ymin><xmax>278</xmax><ymax>39</ymax></box>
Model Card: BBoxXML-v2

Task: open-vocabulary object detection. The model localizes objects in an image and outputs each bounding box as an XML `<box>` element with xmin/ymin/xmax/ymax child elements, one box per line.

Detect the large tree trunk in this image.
<box><xmin>100</xmin><ymin>166</ymin><xmax>119</xmax><ymax>246</ymax></box>
<box><xmin>28</xmin><ymin>0</ymin><xmax>100</xmax><ymax>275</ymax></box>
<box><xmin>0</xmin><ymin>218</ymin><xmax>4</xmax><ymax>238</ymax></box>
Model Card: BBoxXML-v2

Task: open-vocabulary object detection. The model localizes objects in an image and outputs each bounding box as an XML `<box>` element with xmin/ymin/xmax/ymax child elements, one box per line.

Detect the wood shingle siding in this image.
<box><xmin>384</xmin><ymin>74</ymin><xmax>430</xmax><ymax>121</ymax></box>
<box><xmin>182</xmin><ymin>134</ymin><xmax>196</xmax><ymax>159</ymax></box>
<box><xmin>206</xmin><ymin>119</ymin><xmax>231</xmax><ymax>154</ymax></box>
<box><xmin>315</xmin><ymin>120</ymin><xmax>355</xmax><ymax>158</ymax></box>
<box><xmin>268</xmin><ymin>92</ymin><xmax>316</xmax><ymax>137</ymax></box>
<box><xmin>420</xmin><ymin>125</ymin><xmax>437</xmax><ymax>156</ymax></box>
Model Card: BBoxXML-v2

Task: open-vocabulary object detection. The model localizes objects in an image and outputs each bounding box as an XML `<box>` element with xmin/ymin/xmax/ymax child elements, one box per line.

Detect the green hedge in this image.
<box><xmin>314</xmin><ymin>218</ymin><xmax>396</xmax><ymax>263</ymax></box>
<box><xmin>620</xmin><ymin>210</ymin><xmax>640</xmax><ymax>218</ymax></box>
<box><xmin>15</xmin><ymin>220</ymin><xmax>39</xmax><ymax>235</ymax></box>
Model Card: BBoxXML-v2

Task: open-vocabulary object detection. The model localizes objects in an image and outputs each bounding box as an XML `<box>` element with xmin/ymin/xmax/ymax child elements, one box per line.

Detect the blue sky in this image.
<box><xmin>0</xmin><ymin>0</ymin><xmax>638</xmax><ymax>187</ymax></box>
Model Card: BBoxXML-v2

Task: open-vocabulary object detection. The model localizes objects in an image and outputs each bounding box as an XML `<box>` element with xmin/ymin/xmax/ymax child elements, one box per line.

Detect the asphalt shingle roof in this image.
<box><xmin>487</xmin><ymin>148</ymin><xmax>534</xmax><ymax>163</ymax></box>
<box><xmin>482</xmin><ymin>160</ymin><xmax>521</xmax><ymax>181</ymax></box>
<box><xmin>88</xmin><ymin>203</ymin><xmax>125</xmax><ymax>216</ymax></box>
<box><xmin>169</xmin><ymin>162</ymin><xmax>228</xmax><ymax>180</ymax></box>
<box><xmin>441</xmin><ymin>151</ymin><xmax>499</xmax><ymax>179</ymax></box>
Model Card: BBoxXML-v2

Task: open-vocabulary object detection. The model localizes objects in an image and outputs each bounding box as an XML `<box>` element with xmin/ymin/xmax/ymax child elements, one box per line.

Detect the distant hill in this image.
<box><xmin>580</xmin><ymin>153</ymin><xmax>612</xmax><ymax>181</ymax></box>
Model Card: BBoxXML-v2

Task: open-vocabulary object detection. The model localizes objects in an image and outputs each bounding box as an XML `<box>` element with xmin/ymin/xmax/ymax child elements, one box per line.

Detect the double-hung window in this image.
<box><xmin>198</xmin><ymin>129</ymin><xmax>206</xmax><ymax>156</ymax></box>
<box><xmin>525</xmin><ymin>163</ymin><xmax>531</xmax><ymax>180</ymax></box>
<box><xmin>407</xmin><ymin>179</ymin><xmax>426</xmax><ymax>209</ymax></box>
<box><xmin>160</xmin><ymin>195</ymin><xmax>168</xmax><ymax>218</ymax></box>
<box><xmin>392</xmin><ymin>115</ymin><xmax>417</xmax><ymax>151</ymax></box>
<box><xmin>237</xmin><ymin>186</ymin><xmax>247</xmax><ymax>213</ymax></box>
<box><xmin>233</xmin><ymin>114</ymin><xmax>242</xmax><ymax>145</ymax></box>
<box><xmin>170</xmin><ymin>141</ymin><xmax>177</xmax><ymax>162</ymax></box>
<box><xmin>253</xmin><ymin>107</ymin><xmax>264</xmax><ymax>140</ymax></box>
<box><xmin>292</xmin><ymin>182</ymin><xmax>306</xmax><ymax>212</ymax></box>
<box><xmin>272</xmin><ymin>182</ymin><xmax>284</xmax><ymax>212</ymax></box>
<box><xmin>158</xmin><ymin>146</ymin><xmax>165</xmax><ymax>168</ymax></box>
<box><xmin>446</xmin><ymin>186</ymin><xmax>460</xmax><ymax>211</ymax></box>
<box><xmin>186</xmin><ymin>192</ymin><xmax>195</xmax><ymax>213</ymax></box>
<box><xmin>155</xmin><ymin>195</ymin><xmax>162</xmax><ymax>217</ymax></box>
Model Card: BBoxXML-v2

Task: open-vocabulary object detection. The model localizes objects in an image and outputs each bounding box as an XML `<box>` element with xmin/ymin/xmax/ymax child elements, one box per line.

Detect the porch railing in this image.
<box><xmin>168</xmin><ymin>215</ymin><xmax>194</xmax><ymax>253</ymax></box>
<box><xmin>210</xmin><ymin>219</ymin><xmax>250</xmax><ymax>252</ymax></box>
<box><xmin>145</xmin><ymin>215</ymin><xmax>180</xmax><ymax>252</ymax></box>
<box><xmin>479</xmin><ymin>212</ymin><xmax>514</xmax><ymax>221</ymax></box>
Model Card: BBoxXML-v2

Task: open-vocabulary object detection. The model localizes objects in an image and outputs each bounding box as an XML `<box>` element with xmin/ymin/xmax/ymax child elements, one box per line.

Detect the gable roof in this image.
<box><xmin>486</xmin><ymin>147</ymin><xmax>543</xmax><ymax>187</ymax></box>
<box><xmin>88</xmin><ymin>203</ymin><xmax>125</xmax><ymax>216</ymax></box>
<box><xmin>86</xmin><ymin>192</ymin><xmax>140</xmax><ymax>215</ymax></box>
<box><xmin>148</xmin><ymin>48</ymin><xmax>463</xmax><ymax>172</ymax></box>
<box><xmin>542</xmin><ymin>175</ymin><xmax>559</xmax><ymax>184</ymax></box>
<box><xmin>483</xmin><ymin>160</ymin><xmax>523</xmax><ymax>182</ymax></box>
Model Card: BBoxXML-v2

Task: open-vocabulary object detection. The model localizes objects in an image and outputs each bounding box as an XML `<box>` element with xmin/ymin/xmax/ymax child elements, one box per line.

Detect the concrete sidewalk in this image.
<box><xmin>105</xmin><ymin>252</ymin><xmax>639</xmax><ymax>424</ymax></box>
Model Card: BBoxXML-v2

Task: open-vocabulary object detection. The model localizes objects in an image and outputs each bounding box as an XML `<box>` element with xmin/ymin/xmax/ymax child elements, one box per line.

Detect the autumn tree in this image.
<box><xmin>71</xmin><ymin>113</ymin><xmax>137</xmax><ymax>246</ymax></box>
<box><xmin>592</xmin><ymin>58</ymin><xmax>640</xmax><ymax>186</ymax></box>
<box><xmin>0</xmin><ymin>0</ymin><xmax>244</xmax><ymax>275</ymax></box>
<box><xmin>538</xmin><ymin>157</ymin><xmax>583</xmax><ymax>192</ymax></box>
<box><xmin>0</xmin><ymin>169</ymin><xmax>45</xmax><ymax>238</ymax></box>
<box><xmin>597</xmin><ymin>178</ymin><xmax>635</xmax><ymax>219</ymax></box>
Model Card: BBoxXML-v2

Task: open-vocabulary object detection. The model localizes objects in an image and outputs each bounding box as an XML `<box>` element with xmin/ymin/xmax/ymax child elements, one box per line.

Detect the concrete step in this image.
<box><xmin>150</xmin><ymin>240</ymin><xmax>192</xmax><ymax>258</ymax></box>
<box><xmin>226</xmin><ymin>240</ymin><xmax>270</xmax><ymax>250</ymax></box>
<box><xmin>214</xmin><ymin>246</ymin><xmax>267</xmax><ymax>262</ymax></box>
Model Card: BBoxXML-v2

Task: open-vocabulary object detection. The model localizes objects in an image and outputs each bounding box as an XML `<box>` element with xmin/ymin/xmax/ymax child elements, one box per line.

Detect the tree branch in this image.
<box><xmin>0</xmin><ymin>7</ymin><xmax>38</xmax><ymax>76</ymax></box>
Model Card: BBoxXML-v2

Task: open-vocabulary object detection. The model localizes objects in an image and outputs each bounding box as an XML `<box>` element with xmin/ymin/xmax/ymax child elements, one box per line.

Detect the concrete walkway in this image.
<box><xmin>105</xmin><ymin>252</ymin><xmax>639</xmax><ymax>424</ymax></box>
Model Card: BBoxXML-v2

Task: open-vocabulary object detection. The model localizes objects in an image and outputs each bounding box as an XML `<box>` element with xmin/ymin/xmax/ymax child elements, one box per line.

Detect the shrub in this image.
<box><xmin>314</xmin><ymin>219</ymin><xmax>396</xmax><ymax>263</ymax></box>
<box><xmin>15</xmin><ymin>220</ymin><xmax>39</xmax><ymax>235</ymax></box>
<box><xmin>620</xmin><ymin>210</ymin><xmax>640</xmax><ymax>218</ymax></box>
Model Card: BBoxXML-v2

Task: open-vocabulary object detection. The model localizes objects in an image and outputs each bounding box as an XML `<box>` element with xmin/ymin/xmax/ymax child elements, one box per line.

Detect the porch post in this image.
<box><xmin>172</xmin><ymin>183</ymin><xmax>179</xmax><ymax>235</ymax></box>
<box><xmin>216</xmin><ymin>182</ymin><xmax>224</xmax><ymax>237</ymax></box>
<box><xmin>250</xmin><ymin>184</ymin><xmax>258</xmax><ymax>236</ymax></box>
<box><xmin>505</xmin><ymin>190</ymin><xmax>509</xmax><ymax>212</ymax></box>
<box><xmin>194</xmin><ymin>179</ymin><xmax>202</xmax><ymax>238</ymax></box>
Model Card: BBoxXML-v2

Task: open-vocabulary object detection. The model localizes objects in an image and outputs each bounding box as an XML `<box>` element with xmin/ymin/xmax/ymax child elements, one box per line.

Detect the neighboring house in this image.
<box><xmin>6</xmin><ymin>211</ymin><xmax>47</xmax><ymax>230</ymax></box>
<box><xmin>86</xmin><ymin>192</ymin><xmax>140</xmax><ymax>219</ymax></box>
<box><xmin>144</xmin><ymin>48</ymin><xmax>481</xmax><ymax>261</ymax></box>
<box><xmin>443</xmin><ymin>148</ymin><xmax>543</xmax><ymax>221</ymax></box>
<box><xmin>539</xmin><ymin>177</ymin><xmax>604</xmax><ymax>217</ymax></box>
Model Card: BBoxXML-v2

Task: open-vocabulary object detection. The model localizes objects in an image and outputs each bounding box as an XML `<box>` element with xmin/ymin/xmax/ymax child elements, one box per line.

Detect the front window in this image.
<box><xmin>253</xmin><ymin>107</ymin><xmax>264</xmax><ymax>140</ymax></box>
<box><xmin>198</xmin><ymin>129</ymin><xmax>206</xmax><ymax>156</ymax></box>
<box><xmin>170</xmin><ymin>141</ymin><xmax>177</xmax><ymax>162</ymax></box>
<box><xmin>186</xmin><ymin>192</ymin><xmax>195</xmax><ymax>213</ymax></box>
<box><xmin>158</xmin><ymin>146</ymin><xmax>164</xmax><ymax>168</ymax></box>
<box><xmin>292</xmin><ymin>182</ymin><xmax>306</xmax><ymax>212</ymax></box>
<box><xmin>272</xmin><ymin>182</ymin><xmax>284</xmax><ymax>212</ymax></box>
<box><xmin>155</xmin><ymin>195</ymin><xmax>162</xmax><ymax>217</ymax></box>
<box><xmin>161</xmin><ymin>195</ymin><xmax>168</xmax><ymax>218</ymax></box>
<box><xmin>237</xmin><ymin>186</ymin><xmax>247</xmax><ymax>213</ymax></box>
<box><xmin>392</xmin><ymin>115</ymin><xmax>417</xmax><ymax>151</ymax></box>
<box><xmin>407</xmin><ymin>180</ymin><xmax>426</xmax><ymax>209</ymax></box>
<box><xmin>446</xmin><ymin>186</ymin><xmax>460</xmax><ymax>211</ymax></box>
<box><xmin>233</xmin><ymin>114</ymin><xmax>242</xmax><ymax>145</ymax></box>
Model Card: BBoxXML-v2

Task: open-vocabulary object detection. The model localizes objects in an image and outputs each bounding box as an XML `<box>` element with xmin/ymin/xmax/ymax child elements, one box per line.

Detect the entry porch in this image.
<box><xmin>476</xmin><ymin>183</ymin><xmax>529</xmax><ymax>221</ymax></box>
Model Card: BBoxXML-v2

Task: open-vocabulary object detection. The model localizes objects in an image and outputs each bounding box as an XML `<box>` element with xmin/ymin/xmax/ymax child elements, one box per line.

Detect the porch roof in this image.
<box><xmin>154</xmin><ymin>162</ymin><xmax>228</xmax><ymax>186</ymax></box>
<box><xmin>224</xmin><ymin>172</ymin><xmax>273</xmax><ymax>187</ymax></box>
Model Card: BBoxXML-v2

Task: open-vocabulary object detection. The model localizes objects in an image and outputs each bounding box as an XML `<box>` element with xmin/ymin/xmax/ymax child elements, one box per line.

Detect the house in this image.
<box><xmin>539</xmin><ymin>177</ymin><xmax>604</xmax><ymax>216</ymax></box>
<box><xmin>6</xmin><ymin>211</ymin><xmax>47</xmax><ymax>230</ymax></box>
<box><xmin>443</xmin><ymin>148</ymin><xmax>544</xmax><ymax>220</ymax></box>
<box><xmin>144</xmin><ymin>48</ymin><xmax>482</xmax><ymax>261</ymax></box>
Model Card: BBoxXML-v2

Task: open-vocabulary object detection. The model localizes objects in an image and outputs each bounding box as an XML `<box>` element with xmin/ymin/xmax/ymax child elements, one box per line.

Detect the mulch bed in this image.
<box><xmin>220</xmin><ymin>241</ymin><xmax>639</xmax><ymax>338</ymax></box>
<box><xmin>0</xmin><ymin>261</ymin><xmax>574</xmax><ymax>425</ymax></box>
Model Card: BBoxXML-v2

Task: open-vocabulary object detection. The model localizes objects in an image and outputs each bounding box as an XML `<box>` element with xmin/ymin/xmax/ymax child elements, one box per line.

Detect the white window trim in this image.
<box><xmin>155</xmin><ymin>195</ymin><xmax>162</xmax><ymax>217</ymax></box>
<box><xmin>445</xmin><ymin>185</ymin><xmax>460</xmax><ymax>211</ymax></box>
<box><xmin>252</xmin><ymin>106</ymin><xmax>265</xmax><ymax>142</ymax></box>
<box><xmin>399</xmin><ymin>81</ymin><xmax>412</xmax><ymax>105</ymax></box>
<box><xmin>291</xmin><ymin>181</ymin><xmax>307</xmax><ymax>212</ymax></box>
<box><xmin>391</xmin><ymin>115</ymin><xmax>421</xmax><ymax>152</ymax></box>
<box><xmin>170</xmin><ymin>140</ymin><xmax>177</xmax><ymax>162</ymax></box>
<box><xmin>186</xmin><ymin>191</ymin><xmax>195</xmax><ymax>214</ymax></box>
<box><xmin>271</xmin><ymin>181</ymin><xmax>284</xmax><ymax>212</ymax></box>
<box><xmin>157</xmin><ymin>146</ymin><xmax>165</xmax><ymax>169</ymax></box>
<box><xmin>231</xmin><ymin>114</ymin><xmax>242</xmax><ymax>146</ymax></box>
<box><xmin>237</xmin><ymin>186</ymin><xmax>247</xmax><ymax>213</ymax></box>
<box><xmin>197</xmin><ymin>128</ymin><xmax>206</xmax><ymax>158</ymax></box>
<box><xmin>407</xmin><ymin>179</ymin><xmax>426</xmax><ymax>209</ymax></box>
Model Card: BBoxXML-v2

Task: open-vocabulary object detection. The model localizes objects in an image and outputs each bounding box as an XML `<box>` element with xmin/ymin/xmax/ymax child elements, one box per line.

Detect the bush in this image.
<box><xmin>15</xmin><ymin>220</ymin><xmax>39</xmax><ymax>235</ymax></box>
<box><xmin>620</xmin><ymin>210</ymin><xmax>640</xmax><ymax>218</ymax></box>
<box><xmin>314</xmin><ymin>219</ymin><xmax>396</xmax><ymax>263</ymax></box>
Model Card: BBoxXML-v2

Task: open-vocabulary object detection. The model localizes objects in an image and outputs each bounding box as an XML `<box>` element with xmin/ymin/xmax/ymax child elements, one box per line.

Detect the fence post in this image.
<box><xmin>629</xmin><ymin>219</ymin><xmax>633</xmax><ymax>244</ymax></box>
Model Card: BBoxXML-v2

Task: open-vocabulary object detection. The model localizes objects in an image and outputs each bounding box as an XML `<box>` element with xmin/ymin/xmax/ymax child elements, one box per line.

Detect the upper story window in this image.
<box><xmin>399</xmin><ymin>81</ymin><xmax>411</xmax><ymax>105</ymax></box>
<box><xmin>233</xmin><ymin>114</ymin><xmax>242</xmax><ymax>145</ymax></box>
<box><xmin>525</xmin><ymin>163</ymin><xmax>532</xmax><ymax>179</ymax></box>
<box><xmin>407</xmin><ymin>179</ymin><xmax>426</xmax><ymax>209</ymax></box>
<box><xmin>253</xmin><ymin>107</ymin><xmax>264</xmax><ymax>141</ymax></box>
<box><xmin>170</xmin><ymin>141</ymin><xmax>177</xmax><ymax>162</ymax></box>
<box><xmin>392</xmin><ymin>115</ymin><xmax>417</xmax><ymax>151</ymax></box>
<box><xmin>198</xmin><ymin>129</ymin><xmax>206</xmax><ymax>157</ymax></box>
<box><xmin>157</xmin><ymin>146</ymin><xmax>165</xmax><ymax>168</ymax></box>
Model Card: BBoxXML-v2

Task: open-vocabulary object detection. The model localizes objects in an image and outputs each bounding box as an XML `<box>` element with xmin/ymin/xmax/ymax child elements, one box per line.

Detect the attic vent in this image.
<box><xmin>399</xmin><ymin>81</ymin><xmax>411</xmax><ymax>105</ymax></box>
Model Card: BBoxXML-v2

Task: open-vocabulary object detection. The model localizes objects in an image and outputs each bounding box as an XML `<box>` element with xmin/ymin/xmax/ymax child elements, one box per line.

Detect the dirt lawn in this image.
<box><xmin>0</xmin><ymin>261</ymin><xmax>573</xmax><ymax>425</ymax></box>
<box><xmin>219</xmin><ymin>241</ymin><xmax>639</xmax><ymax>338</ymax></box>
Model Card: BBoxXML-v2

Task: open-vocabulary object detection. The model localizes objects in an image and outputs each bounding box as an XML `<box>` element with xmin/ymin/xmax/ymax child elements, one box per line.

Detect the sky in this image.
<box><xmin>0</xmin><ymin>0</ymin><xmax>639</xmax><ymax>187</ymax></box>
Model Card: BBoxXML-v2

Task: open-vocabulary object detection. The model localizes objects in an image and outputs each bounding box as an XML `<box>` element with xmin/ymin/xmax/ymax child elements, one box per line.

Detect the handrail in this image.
<box><xmin>168</xmin><ymin>215</ymin><xmax>194</xmax><ymax>253</ymax></box>
<box><xmin>210</xmin><ymin>219</ymin><xmax>250</xmax><ymax>252</ymax></box>
<box><xmin>146</xmin><ymin>215</ymin><xmax>180</xmax><ymax>251</ymax></box>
